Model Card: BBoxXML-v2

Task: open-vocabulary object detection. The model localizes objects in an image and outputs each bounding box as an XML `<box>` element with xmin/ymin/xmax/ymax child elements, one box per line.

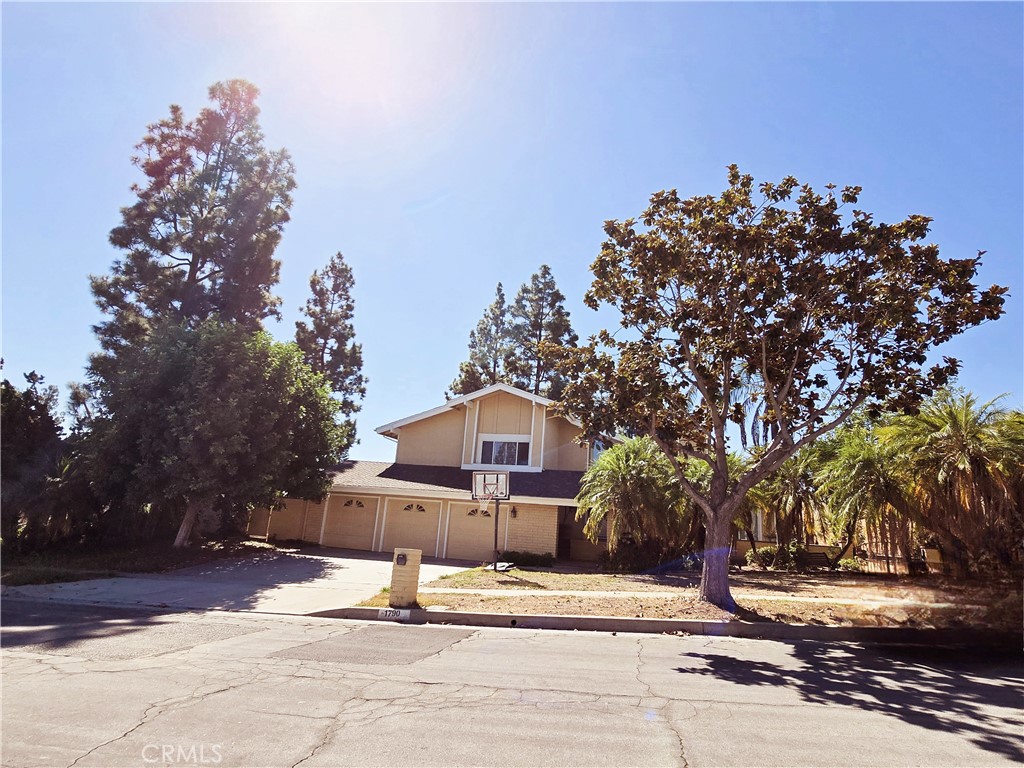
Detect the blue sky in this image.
<box><xmin>3</xmin><ymin>2</ymin><xmax>1021</xmax><ymax>462</ymax></box>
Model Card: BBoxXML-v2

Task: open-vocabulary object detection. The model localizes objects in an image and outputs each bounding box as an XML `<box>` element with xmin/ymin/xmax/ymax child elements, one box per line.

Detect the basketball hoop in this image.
<box><xmin>472</xmin><ymin>471</ymin><xmax>510</xmax><ymax>570</ymax></box>
<box><xmin>472</xmin><ymin>471</ymin><xmax>509</xmax><ymax>502</ymax></box>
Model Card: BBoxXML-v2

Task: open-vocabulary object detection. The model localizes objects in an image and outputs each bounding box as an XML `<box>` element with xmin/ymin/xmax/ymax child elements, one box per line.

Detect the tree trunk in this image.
<box><xmin>899</xmin><ymin>518</ymin><xmax>915</xmax><ymax>574</ymax></box>
<box><xmin>826</xmin><ymin>514</ymin><xmax>859</xmax><ymax>569</ymax></box>
<box><xmin>698</xmin><ymin>510</ymin><xmax>735</xmax><ymax>610</ymax></box>
<box><xmin>173</xmin><ymin>499</ymin><xmax>202</xmax><ymax>548</ymax></box>
<box><xmin>793</xmin><ymin>497</ymin><xmax>804</xmax><ymax>546</ymax></box>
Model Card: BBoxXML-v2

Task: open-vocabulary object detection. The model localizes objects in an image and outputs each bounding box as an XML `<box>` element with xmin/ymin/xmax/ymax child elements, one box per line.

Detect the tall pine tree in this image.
<box><xmin>295</xmin><ymin>252</ymin><xmax>367</xmax><ymax>453</ymax></box>
<box><xmin>83</xmin><ymin>81</ymin><xmax>346</xmax><ymax>548</ymax></box>
<box><xmin>448</xmin><ymin>283</ymin><xmax>513</xmax><ymax>397</ymax></box>
<box><xmin>90</xmin><ymin>79</ymin><xmax>296</xmax><ymax>380</ymax></box>
<box><xmin>508</xmin><ymin>265</ymin><xmax>578</xmax><ymax>398</ymax></box>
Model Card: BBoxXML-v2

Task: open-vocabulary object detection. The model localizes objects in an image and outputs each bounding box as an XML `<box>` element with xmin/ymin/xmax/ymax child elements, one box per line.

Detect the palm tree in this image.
<box><xmin>575</xmin><ymin>436</ymin><xmax>690</xmax><ymax>561</ymax></box>
<box><xmin>880</xmin><ymin>392</ymin><xmax>1024</xmax><ymax>574</ymax></box>
<box><xmin>815</xmin><ymin>422</ymin><xmax>913</xmax><ymax>571</ymax></box>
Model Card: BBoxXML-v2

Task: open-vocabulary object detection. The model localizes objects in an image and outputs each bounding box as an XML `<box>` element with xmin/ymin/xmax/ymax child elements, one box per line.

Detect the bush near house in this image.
<box><xmin>500</xmin><ymin>550</ymin><xmax>555</xmax><ymax>568</ymax></box>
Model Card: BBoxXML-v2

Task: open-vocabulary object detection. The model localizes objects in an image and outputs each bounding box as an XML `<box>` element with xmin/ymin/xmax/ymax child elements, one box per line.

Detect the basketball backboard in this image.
<box><xmin>472</xmin><ymin>471</ymin><xmax>510</xmax><ymax>500</ymax></box>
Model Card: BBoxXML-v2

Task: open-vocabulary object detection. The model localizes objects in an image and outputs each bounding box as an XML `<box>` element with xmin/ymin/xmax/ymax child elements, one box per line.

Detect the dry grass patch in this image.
<box><xmin>421</xmin><ymin>566</ymin><xmax>1021</xmax><ymax>631</ymax></box>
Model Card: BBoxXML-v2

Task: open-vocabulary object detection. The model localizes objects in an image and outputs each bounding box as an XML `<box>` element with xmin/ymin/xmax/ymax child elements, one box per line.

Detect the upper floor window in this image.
<box><xmin>479</xmin><ymin>434</ymin><xmax>530</xmax><ymax>466</ymax></box>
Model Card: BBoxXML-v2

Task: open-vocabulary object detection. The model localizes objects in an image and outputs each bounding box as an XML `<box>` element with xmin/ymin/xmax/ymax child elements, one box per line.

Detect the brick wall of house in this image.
<box><xmin>302</xmin><ymin>499</ymin><xmax>326</xmax><ymax>543</ymax></box>
<box><xmin>248</xmin><ymin>507</ymin><xmax>271</xmax><ymax>537</ymax></box>
<box><xmin>267</xmin><ymin>499</ymin><xmax>306</xmax><ymax>541</ymax></box>
<box><xmin>505</xmin><ymin>504</ymin><xmax>558</xmax><ymax>556</ymax></box>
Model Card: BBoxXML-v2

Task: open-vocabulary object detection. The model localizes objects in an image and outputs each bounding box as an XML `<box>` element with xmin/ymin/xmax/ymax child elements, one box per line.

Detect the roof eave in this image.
<box><xmin>329</xmin><ymin>481</ymin><xmax>579</xmax><ymax>507</ymax></box>
<box><xmin>374</xmin><ymin>382</ymin><xmax>559</xmax><ymax>436</ymax></box>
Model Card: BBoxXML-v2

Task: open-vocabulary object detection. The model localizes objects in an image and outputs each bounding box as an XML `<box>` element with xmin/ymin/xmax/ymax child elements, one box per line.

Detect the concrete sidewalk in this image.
<box><xmin>1</xmin><ymin>550</ymin><xmax>467</xmax><ymax>615</ymax></box>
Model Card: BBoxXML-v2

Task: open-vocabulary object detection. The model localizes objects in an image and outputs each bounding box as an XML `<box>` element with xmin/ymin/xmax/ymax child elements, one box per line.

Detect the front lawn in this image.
<box><xmin>413</xmin><ymin>565</ymin><xmax>1023</xmax><ymax>631</ymax></box>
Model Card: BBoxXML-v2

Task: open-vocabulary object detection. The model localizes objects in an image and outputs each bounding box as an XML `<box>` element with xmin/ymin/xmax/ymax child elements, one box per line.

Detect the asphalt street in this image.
<box><xmin>2</xmin><ymin>599</ymin><xmax>1021</xmax><ymax>768</ymax></box>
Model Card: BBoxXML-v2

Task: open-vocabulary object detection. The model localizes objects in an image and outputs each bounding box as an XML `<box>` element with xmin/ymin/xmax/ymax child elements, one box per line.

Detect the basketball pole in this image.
<box><xmin>492</xmin><ymin>498</ymin><xmax>500</xmax><ymax>570</ymax></box>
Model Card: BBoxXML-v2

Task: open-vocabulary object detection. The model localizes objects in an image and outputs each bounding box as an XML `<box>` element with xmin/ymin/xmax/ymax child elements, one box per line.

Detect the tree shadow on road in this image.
<box><xmin>675</xmin><ymin>640</ymin><xmax>1024</xmax><ymax>762</ymax></box>
<box><xmin>1</xmin><ymin>600</ymin><xmax>171</xmax><ymax>650</ymax></box>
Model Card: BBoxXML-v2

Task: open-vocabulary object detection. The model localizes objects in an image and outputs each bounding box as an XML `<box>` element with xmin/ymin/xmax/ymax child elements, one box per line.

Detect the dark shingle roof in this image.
<box><xmin>331</xmin><ymin>461</ymin><xmax>583</xmax><ymax>503</ymax></box>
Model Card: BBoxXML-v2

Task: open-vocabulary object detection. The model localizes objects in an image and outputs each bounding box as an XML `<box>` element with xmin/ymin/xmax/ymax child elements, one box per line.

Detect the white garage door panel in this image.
<box><xmin>322</xmin><ymin>496</ymin><xmax>376</xmax><ymax>551</ymax></box>
<box><xmin>445</xmin><ymin>502</ymin><xmax>499</xmax><ymax>562</ymax></box>
<box><xmin>380</xmin><ymin>500</ymin><xmax>441</xmax><ymax>556</ymax></box>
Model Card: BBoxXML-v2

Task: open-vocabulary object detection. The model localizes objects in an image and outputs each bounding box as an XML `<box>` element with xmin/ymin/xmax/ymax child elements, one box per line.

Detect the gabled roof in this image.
<box><xmin>331</xmin><ymin>460</ymin><xmax>584</xmax><ymax>505</ymax></box>
<box><xmin>375</xmin><ymin>382</ymin><xmax>579</xmax><ymax>439</ymax></box>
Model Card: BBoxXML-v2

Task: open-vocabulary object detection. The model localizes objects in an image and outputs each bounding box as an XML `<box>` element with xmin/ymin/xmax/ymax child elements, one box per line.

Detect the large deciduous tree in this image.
<box><xmin>508</xmin><ymin>265</ymin><xmax>578</xmax><ymax>399</ymax></box>
<box><xmin>295</xmin><ymin>251</ymin><xmax>367</xmax><ymax>452</ymax></box>
<box><xmin>90</xmin><ymin>321</ymin><xmax>346</xmax><ymax>548</ymax></box>
<box><xmin>449</xmin><ymin>283</ymin><xmax>514</xmax><ymax>397</ymax></box>
<box><xmin>89</xmin><ymin>79</ymin><xmax>295</xmax><ymax>378</ymax></box>
<box><xmin>556</xmin><ymin>166</ymin><xmax>1006</xmax><ymax>608</ymax></box>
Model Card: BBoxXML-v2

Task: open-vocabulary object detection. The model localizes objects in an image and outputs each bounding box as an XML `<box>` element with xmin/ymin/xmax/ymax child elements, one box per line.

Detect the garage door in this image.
<box><xmin>380</xmin><ymin>499</ymin><xmax>442</xmax><ymax>556</ymax></box>
<box><xmin>321</xmin><ymin>495</ymin><xmax>377</xmax><ymax>551</ymax></box>
<box><xmin>444</xmin><ymin>502</ymin><xmax>499</xmax><ymax>562</ymax></box>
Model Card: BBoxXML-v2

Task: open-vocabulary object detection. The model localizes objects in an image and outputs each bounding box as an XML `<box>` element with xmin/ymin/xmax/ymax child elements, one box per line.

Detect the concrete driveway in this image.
<box><xmin>0</xmin><ymin>548</ymin><xmax>469</xmax><ymax>615</ymax></box>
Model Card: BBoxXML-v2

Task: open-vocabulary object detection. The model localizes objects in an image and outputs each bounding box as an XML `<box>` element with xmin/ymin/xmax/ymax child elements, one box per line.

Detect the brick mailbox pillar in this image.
<box><xmin>389</xmin><ymin>548</ymin><xmax>422</xmax><ymax>608</ymax></box>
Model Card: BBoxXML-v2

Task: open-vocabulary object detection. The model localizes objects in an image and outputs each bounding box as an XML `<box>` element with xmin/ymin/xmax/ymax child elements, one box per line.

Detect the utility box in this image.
<box><xmin>389</xmin><ymin>548</ymin><xmax>422</xmax><ymax>608</ymax></box>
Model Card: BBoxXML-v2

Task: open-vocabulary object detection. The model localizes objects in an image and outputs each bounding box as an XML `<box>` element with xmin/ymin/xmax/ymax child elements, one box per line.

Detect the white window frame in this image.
<box><xmin>463</xmin><ymin>432</ymin><xmax>539</xmax><ymax>473</ymax></box>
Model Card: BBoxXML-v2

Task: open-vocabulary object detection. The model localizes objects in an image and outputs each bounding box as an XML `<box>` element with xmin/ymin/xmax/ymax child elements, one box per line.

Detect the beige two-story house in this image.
<box><xmin>250</xmin><ymin>383</ymin><xmax>603</xmax><ymax>562</ymax></box>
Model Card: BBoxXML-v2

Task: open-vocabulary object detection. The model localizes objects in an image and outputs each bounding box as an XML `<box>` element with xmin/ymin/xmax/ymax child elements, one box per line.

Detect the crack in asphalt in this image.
<box><xmin>635</xmin><ymin>638</ymin><xmax>695</xmax><ymax>768</ymax></box>
<box><xmin>282</xmin><ymin>666</ymin><xmax>663</xmax><ymax>768</ymax></box>
<box><xmin>64</xmin><ymin>668</ymin><xmax>267</xmax><ymax>768</ymax></box>
<box><xmin>635</xmin><ymin>637</ymin><xmax>652</xmax><ymax>696</ymax></box>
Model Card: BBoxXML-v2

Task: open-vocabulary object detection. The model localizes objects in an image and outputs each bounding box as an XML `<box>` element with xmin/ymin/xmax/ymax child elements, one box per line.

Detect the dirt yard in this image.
<box><xmin>401</xmin><ymin>566</ymin><xmax>1023</xmax><ymax>631</ymax></box>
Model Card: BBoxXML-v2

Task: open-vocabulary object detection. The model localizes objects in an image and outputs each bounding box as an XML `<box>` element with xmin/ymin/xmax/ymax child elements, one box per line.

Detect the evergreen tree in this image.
<box><xmin>80</xmin><ymin>81</ymin><xmax>344</xmax><ymax>549</ymax></box>
<box><xmin>295</xmin><ymin>251</ymin><xmax>367</xmax><ymax>453</ymax></box>
<box><xmin>89</xmin><ymin>321</ymin><xmax>346</xmax><ymax>547</ymax></box>
<box><xmin>1</xmin><ymin>373</ymin><xmax>63</xmax><ymax>548</ymax></box>
<box><xmin>448</xmin><ymin>283</ymin><xmax>514</xmax><ymax>397</ymax></box>
<box><xmin>89</xmin><ymin>79</ymin><xmax>296</xmax><ymax>380</ymax></box>
<box><xmin>508</xmin><ymin>265</ymin><xmax>578</xmax><ymax>398</ymax></box>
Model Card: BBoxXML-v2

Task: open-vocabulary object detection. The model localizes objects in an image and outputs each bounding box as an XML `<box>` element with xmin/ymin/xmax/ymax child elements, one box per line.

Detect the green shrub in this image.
<box><xmin>745</xmin><ymin>545</ymin><xmax>777</xmax><ymax>568</ymax></box>
<box><xmin>745</xmin><ymin>542</ymin><xmax>816</xmax><ymax>571</ymax></box>
<box><xmin>789</xmin><ymin>541</ymin><xmax>809</xmax><ymax>570</ymax></box>
<box><xmin>838</xmin><ymin>557</ymin><xmax>867</xmax><ymax>572</ymax></box>
<box><xmin>499</xmin><ymin>550</ymin><xmax>555</xmax><ymax>568</ymax></box>
<box><xmin>597</xmin><ymin>537</ymin><xmax>675</xmax><ymax>572</ymax></box>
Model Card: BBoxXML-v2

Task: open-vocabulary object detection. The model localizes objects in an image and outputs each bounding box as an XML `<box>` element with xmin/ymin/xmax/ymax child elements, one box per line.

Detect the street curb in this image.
<box><xmin>311</xmin><ymin>606</ymin><xmax>1022</xmax><ymax>648</ymax></box>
